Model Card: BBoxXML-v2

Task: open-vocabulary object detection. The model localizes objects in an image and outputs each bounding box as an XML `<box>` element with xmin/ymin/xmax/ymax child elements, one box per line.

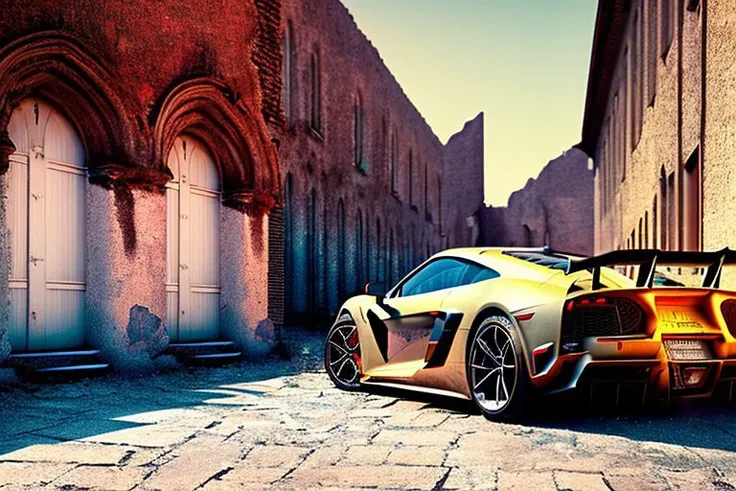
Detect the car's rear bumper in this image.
<box><xmin>535</xmin><ymin>338</ymin><xmax>736</xmax><ymax>398</ymax></box>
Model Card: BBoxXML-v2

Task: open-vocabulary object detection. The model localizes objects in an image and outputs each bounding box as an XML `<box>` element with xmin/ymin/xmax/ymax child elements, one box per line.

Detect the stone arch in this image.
<box><xmin>523</xmin><ymin>224</ymin><xmax>533</xmax><ymax>247</ymax></box>
<box><xmin>0</xmin><ymin>31</ymin><xmax>137</xmax><ymax>173</ymax></box>
<box><xmin>153</xmin><ymin>78</ymin><xmax>278</xmax><ymax>201</ymax></box>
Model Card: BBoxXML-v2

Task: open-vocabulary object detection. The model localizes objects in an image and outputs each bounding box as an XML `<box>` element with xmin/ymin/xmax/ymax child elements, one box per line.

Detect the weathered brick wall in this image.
<box><xmin>442</xmin><ymin>113</ymin><xmax>485</xmax><ymax>248</ymax></box>
<box><xmin>253</xmin><ymin>0</ymin><xmax>286</xmax><ymax>128</ymax></box>
<box><xmin>480</xmin><ymin>147</ymin><xmax>594</xmax><ymax>256</ymax></box>
<box><xmin>279</xmin><ymin>0</ymin><xmax>484</xmax><ymax>321</ymax></box>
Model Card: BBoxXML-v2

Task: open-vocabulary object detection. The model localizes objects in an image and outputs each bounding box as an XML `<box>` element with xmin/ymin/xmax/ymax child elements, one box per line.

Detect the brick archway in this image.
<box><xmin>152</xmin><ymin>78</ymin><xmax>280</xmax><ymax>203</ymax></box>
<box><xmin>0</xmin><ymin>32</ymin><xmax>138</xmax><ymax>175</ymax></box>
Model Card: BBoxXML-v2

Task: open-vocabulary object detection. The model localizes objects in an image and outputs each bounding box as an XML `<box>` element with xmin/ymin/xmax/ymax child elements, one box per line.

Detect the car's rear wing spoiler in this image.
<box><xmin>565</xmin><ymin>248</ymin><xmax>736</xmax><ymax>289</ymax></box>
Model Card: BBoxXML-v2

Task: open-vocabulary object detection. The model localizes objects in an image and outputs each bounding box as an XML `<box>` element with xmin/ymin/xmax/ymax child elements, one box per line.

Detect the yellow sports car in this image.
<box><xmin>324</xmin><ymin>247</ymin><xmax>736</xmax><ymax>420</ymax></box>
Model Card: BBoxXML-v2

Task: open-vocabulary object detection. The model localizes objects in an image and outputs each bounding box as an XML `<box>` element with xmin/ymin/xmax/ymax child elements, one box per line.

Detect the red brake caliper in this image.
<box><xmin>347</xmin><ymin>330</ymin><xmax>362</xmax><ymax>374</ymax></box>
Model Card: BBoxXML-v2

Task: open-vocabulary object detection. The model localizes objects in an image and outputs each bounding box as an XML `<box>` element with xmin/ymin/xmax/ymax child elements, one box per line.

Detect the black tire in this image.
<box><xmin>324</xmin><ymin>321</ymin><xmax>363</xmax><ymax>391</ymax></box>
<box><xmin>467</xmin><ymin>314</ymin><xmax>532</xmax><ymax>422</ymax></box>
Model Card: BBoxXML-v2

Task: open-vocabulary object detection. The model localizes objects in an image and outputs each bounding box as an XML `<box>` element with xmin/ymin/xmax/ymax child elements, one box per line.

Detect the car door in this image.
<box><xmin>365</xmin><ymin>258</ymin><xmax>472</xmax><ymax>378</ymax></box>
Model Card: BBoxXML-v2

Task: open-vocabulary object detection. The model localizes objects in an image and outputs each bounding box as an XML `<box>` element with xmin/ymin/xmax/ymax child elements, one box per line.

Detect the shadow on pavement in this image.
<box><xmin>361</xmin><ymin>383</ymin><xmax>736</xmax><ymax>453</ymax></box>
<box><xmin>0</xmin><ymin>326</ymin><xmax>326</xmax><ymax>455</ymax></box>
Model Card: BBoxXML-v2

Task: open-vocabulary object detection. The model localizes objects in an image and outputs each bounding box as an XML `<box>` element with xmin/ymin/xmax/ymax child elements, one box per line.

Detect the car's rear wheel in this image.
<box><xmin>324</xmin><ymin>322</ymin><xmax>362</xmax><ymax>390</ymax></box>
<box><xmin>468</xmin><ymin>314</ymin><xmax>530</xmax><ymax>421</ymax></box>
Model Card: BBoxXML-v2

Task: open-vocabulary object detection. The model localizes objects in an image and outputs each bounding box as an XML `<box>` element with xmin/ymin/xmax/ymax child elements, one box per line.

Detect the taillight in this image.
<box><xmin>721</xmin><ymin>299</ymin><xmax>736</xmax><ymax>337</ymax></box>
<box><xmin>565</xmin><ymin>296</ymin><xmax>612</xmax><ymax>311</ymax></box>
<box><xmin>561</xmin><ymin>296</ymin><xmax>646</xmax><ymax>354</ymax></box>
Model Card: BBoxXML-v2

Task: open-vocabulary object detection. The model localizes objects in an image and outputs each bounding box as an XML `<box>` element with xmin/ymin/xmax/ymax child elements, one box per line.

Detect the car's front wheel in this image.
<box><xmin>324</xmin><ymin>321</ymin><xmax>362</xmax><ymax>390</ymax></box>
<box><xmin>467</xmin><ymin>314</ymin><xmax>531</xmax><ymax>421</ymax></box>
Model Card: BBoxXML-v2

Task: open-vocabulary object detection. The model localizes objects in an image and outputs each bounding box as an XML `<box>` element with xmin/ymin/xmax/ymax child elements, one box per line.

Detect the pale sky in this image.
<box><xmin>340</xmin><ymin>0</ymin><xmax>598</xmax><ymax>206</ymax></box>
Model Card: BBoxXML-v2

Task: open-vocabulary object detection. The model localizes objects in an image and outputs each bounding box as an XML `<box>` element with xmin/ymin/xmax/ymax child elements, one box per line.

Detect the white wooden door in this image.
<box><xmin>7</xmin><ymin>99</ymin><xmax>86</xmax><ymax>352</ymax></box>
<box><xmin>166</xmin><ymin>136</ymin><xmax>221</xmax><ymax>342</ymax></box>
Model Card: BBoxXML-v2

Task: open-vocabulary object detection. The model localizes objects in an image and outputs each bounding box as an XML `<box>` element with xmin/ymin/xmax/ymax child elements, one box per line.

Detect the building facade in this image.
<box><xmin>0</xmin><ymin>0</ymin><xmax>485</xmax><ymax>370</ymax></box>
<box><xmin>480</xmin><ymin>147</ymin><xmax>594</xmax><ymax>255</ymax></box>
<box><xmin>582</xmin><ymin>0</ymin><xmax>736</xmax><ymax>281</ymax></box>
<box><xmin>278</xmin><ymin>0</ymin><xmax>485</xmax><ymax>324</ymax></box>
<box><xmin>0</xmin><ymin>0</ymin><xmax>283</xmax><ymax>370</ymax></box>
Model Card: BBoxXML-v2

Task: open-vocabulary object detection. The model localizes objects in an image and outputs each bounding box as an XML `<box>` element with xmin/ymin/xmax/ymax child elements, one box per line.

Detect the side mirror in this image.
<box><xmin>364</xmin><ymin>282</ymin><xmax>386</xmax><ymax>297</ymax></box>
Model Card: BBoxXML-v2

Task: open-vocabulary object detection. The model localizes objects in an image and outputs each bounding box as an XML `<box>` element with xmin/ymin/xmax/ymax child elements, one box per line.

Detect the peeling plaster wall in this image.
<box><xmin>0</xmin><ymin>173</ymin><xmax>10</xmax><ymax>362</ymax></box>
<box><xmin>221</xmin><ymin>206</ymin><xmax>274</xmax><ymax>358</ymax></box>
<box><xmin>86</xmin><ymin>186</ymin><xmax>168</xmax><ymax>372</ymax></box>
<box><xmin>0</xmin><ymin>0</ymin><xmax>282</xmax><ymax>368</ymax></box>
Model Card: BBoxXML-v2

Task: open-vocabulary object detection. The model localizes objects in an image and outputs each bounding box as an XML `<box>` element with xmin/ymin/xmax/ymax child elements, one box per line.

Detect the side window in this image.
<box><xmin>400</xmin><ymin>259</ymin><xmax>469</xmax><ymax>297</ymax></box>
<box><xmin>463</xmin><ymin>263</ymin><xmax>500</xmax><ymax>285</ymax></box>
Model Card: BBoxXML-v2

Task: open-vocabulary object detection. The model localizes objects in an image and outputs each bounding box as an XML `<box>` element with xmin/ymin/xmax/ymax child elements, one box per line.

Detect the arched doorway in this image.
<box><xmin>166</xmin><ymin>135</ymin><xmax>221</xmax><ymax>342</ymax></box>
<box><xmin>7</xmin><ymin>99</ymin><xmax>87</xmax><ymax>351</ymax></box>
<box><xmin>307</xmin><ymin>188</ymin><xmax>318</xmax><ymax>317</ymax></box>
<box><xmin>337</xmin><ymin>199</ymin><xmax>346</xmax><ymax>303</ymax></box>
<box><xmin>283</xmin><ymin>173</ymin><xmax>293</xmax><ymax>315</ymax></box>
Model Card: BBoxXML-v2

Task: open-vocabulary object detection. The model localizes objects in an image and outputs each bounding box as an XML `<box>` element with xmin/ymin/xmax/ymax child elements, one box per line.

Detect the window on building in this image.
<box><xmin>437</xmin><ymin>175</ymin><xmax>443</xmax><ymax>234</ymax></box>
<box><xmin>652</xmin><ymin>196</ymin><xmax>658</xmax><ymax>249</ymax></box>
<box><xmin>390</xmin><ymin>131</ymin><xmax>398</xmax><ymax>195</ymax></box>
<box><xmin>423</xmin><ymin>160</ymin><xmax>429</xmax><ymax>219</ymax></box>
<box><xmin>610</xmin><ymin>98</ymin><xmax>617</xmax><ymax>184</ymax></box>
<box><xmin>353</xmin><ymin>93</ymin><xmax>364</xmax><ymax>171</ymax></box>
<box><xmin>647</xmin><ymin>0</ymin><xmax>658</xmax><ymax>106</ymax></box>
<box><xmin>337</xmin><ymin>200</ymin><xmax>346</xmax><ymax>300</ymax></box>
<box><xmin>661</xmin><ymin>0</ymin><xmax>675</xmax><ymax>59</ymax></box>
<box><xmin>357</xmin><ymin>208</ymin><xmax>365</xmax><ymax>287</ymax></box>
<box><xmin>637</xmin><ymin>2</ymin><xmax>645</xmax><ymax>140</ymax></box>
<box><xmin>281</xmin><ymin>21</ymin><xmax>295</xmax><ymax>121</ymax></box>
<box><xmin>667</xmin><ymin>171</ymin><xmax>676</xmax><ymax>250</ymax></box>
<box><xmin>659</xmin><ymin>167</ymin><xmax>668</xmax><ymax>249</ymax></box>
<box><xmin>601</xmin><ymin>138</ymin><xmax>608</xmax><ymax>214</ymax></box>
<box><xmin>523</xmin><ymin>225</ymin><xmax>533</xmax><ymax>247</ymax></box>
<box><xmin>683</xmin><ymin>147</ymin><xmax>702</xmax><ymax>251</ymax></box>
<box><xmin>382</xmin><ymin>115</ymin><xmax>388</xmax><ymax>178</ymax></box>
<box><xmin>631</xmin><ymin>11</ymin><xmax>642</xmax><ymax>151</ymax></box>
<box><xmin>621</xmin><ymin>47</ymin><xmax>629</xmax><ymax>181</ymax></box>
<box><xmin>310</xmin><ymin>48</ymin><xmax>322</xmax><ymax>133</ymax></box>
<box><xmin>408</xmin><ymin>149</ymin><xmax>414</xmax><ymax>208</ymax></box>
<box><xmin>376</xmin><ymin>218</ymin><xmax>383</xmax><ymax>283</ymax></box>
<box><xmin>644</xmin><ymin>211</ymin><xmax>649</xmax><ymax>248</ymax></box>
<box><xmin>638</xmin><ymin>217</ymin><xmax>643</xmax><ymax>249</ymax></box>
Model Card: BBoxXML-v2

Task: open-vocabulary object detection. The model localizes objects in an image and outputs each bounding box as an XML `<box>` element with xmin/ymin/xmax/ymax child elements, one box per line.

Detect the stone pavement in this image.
<box><xmin>2</xmin><ymin>331</ymin><xmax>736</xmax><ymax>490</ymax></box>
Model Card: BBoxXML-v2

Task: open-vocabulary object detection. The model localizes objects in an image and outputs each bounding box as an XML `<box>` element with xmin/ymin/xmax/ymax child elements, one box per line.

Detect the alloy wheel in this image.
<box><xmin>326</xmin><ymin>324</ymin><xmax>362</xmax><ymax>388</ymax></box>
<box><xmin>470</xmin><ymin>321</ymin><xmax>518</xmax><ymax>412</ymax></box>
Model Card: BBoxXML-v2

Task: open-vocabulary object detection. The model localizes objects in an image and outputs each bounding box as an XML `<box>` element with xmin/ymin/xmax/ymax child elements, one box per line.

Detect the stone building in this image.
<box><xmin>279</xmin><ymin>0</ymin><xmax>485</xmax><ymax>324</ymax></box>
<box><xmin>0</xmin><ymin>0</ymin><xmax>485</xmax><ymax>370</ymax></box>
<box><xmin>582</xmin><ymin>0</ymin><xmax>736</xmax><ymax>277</ymax></box>
<box><xmin>480</xmin><ymin>147</ymin><xmax>594</xmax><ymax>256</ymax></box>
<box><xmin>0</xmin><ymin>0</ymin><xmax>283</xmax><ymax>371</ymax></box>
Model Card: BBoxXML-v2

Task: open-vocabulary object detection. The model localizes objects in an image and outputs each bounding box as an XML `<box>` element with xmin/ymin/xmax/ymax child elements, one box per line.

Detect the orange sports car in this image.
<box><xmin>324</xmin><ymin>247</ymin><xmax>736</xmax><ymax>420</ymax></box>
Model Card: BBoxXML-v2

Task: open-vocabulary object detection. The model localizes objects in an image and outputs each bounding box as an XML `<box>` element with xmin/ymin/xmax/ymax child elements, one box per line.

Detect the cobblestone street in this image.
<box><xmin>2</xmin><ymin>330</ymin><xmax>736</xmax><ymax>490</ymax></box>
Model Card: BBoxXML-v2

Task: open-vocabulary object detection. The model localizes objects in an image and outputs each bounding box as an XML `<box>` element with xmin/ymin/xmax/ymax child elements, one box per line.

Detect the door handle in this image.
<box><xmin>29</xmin><ymin>255</ymin><xmax>44</xmax><ymax>266</ymax></box>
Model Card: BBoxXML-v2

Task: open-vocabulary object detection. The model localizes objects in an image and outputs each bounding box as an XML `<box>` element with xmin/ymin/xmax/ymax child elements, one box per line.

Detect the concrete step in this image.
<box><xmin>167</xmin><ymin>341</ymin><xmax>237</xmax><ymax>357</ymax></box>
<box><xmin>9</xmin><ymin>349</ymin><xmax>101</xmax><ymax>359</ymax></box>
<box><xmin>36</xmin><ymin>363</ymin><xmax>110</xmax><ymax>373</ymax></box>
<box><xmin>192</xmin><ymin>352</ymin><xmax>242</xmax><ymax>360</ymax></box>
<box><xmin>5</xmin><ymin>349</ymin><xmax>105</xmax><ymax>371</ymax></box>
